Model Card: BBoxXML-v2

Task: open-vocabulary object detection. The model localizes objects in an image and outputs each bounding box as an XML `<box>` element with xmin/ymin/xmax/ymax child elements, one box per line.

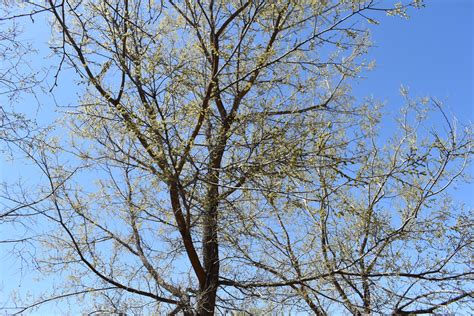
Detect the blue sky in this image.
<box><xmin>1</xmin><ymin>1</ymin><xmax>473</xmax><ymax>314</ymax></box>
<box><xmin>356</xmin><ymin>0</ymin><xmax>473</xmax><ymax>204</ymax></box>
<box><xmin>356</xmin><ymin>0</ymin><xmax>473</xmax><ymax>118</ymax></box>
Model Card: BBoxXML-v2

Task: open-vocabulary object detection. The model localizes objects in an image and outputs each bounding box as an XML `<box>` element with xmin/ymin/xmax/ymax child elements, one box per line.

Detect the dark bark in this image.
<box><xmin>197</xmin><ymin>200</ymin><xmax>220</xmax><ymax>315</ymax></box>
<box><xmin>197</xmin><ymin>145</ymin><xmax>224</xmax><ymax>315</ymax></box>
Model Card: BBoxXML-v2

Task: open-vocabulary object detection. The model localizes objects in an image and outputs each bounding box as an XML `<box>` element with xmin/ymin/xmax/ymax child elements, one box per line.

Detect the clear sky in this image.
<box><xmin>1</xmin><ymin>1</ymin><xmax>473</xmax><ymax>314</ymax></box>
<box><xmin>356</xmin><ymin>0</ymin><xmax>473</xmax><ymax>119</ymax></box>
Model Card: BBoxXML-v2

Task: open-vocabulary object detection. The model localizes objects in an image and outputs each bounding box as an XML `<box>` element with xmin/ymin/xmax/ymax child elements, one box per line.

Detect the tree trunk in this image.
<box><xmin>197</xmin><ymin>141</ymin><xmax>224</xmax><ymax>315</ymax></box>
<box><xmin>197</xmin><ymin>201</ymin><xmax>219</xmax><ymax>315</ymax></box>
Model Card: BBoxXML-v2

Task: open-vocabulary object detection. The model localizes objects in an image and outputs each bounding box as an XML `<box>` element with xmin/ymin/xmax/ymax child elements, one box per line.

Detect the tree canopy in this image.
<box><xmin>0</xmin><ymin>0</ymin><xmax>472</xmax><ymax>315</ymax></box>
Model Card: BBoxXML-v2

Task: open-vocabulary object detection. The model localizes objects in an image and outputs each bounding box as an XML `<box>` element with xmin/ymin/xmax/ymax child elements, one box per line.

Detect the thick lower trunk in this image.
<box><xmin>197</xmin><ymin>276</ymin><xmax>218</xmax><ymax>315</ymax></box>
<box><xmin>197</xmin><ymin>126</ymin><xmax>228</xmax><ymax>314</ymax></box>
<box><xmin>197</xmin><ymin>151</ymin><xmax>221</xmax><ymax>314</ymax></box>
<box><xmin>197</xmin><ymin>203</ymin><xmax>219</xmax><ymax>315</ymax></box>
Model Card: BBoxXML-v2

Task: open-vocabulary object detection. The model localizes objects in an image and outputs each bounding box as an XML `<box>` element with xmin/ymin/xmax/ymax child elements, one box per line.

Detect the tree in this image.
<box><xmin>1</xmin><ymin>0</ymin><xmax>472</xmax><ymax>314</ymax></box>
